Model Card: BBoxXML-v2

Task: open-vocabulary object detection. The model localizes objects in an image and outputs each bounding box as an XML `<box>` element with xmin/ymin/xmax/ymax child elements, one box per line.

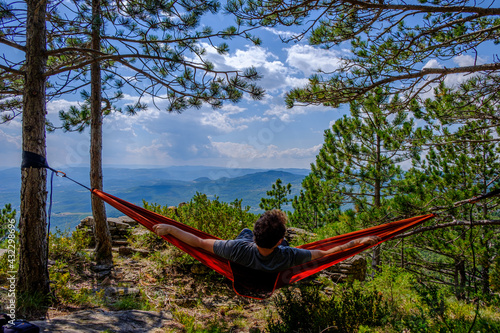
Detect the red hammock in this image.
<box><xmin>92</xmin><ymin>189</ymin><xmax>435</xmax><ymax>298</ymax></box>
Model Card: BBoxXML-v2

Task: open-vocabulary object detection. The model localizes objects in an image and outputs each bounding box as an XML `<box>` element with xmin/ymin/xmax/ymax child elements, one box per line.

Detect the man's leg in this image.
<box><xmin>235</xmin><ymin>228</ymin><xmax>254</xmax><ymax>242</ymax></box>
<box><xmin>280</xmin><ymin>239</ymin><xmax>289</xmax><ymax>247</ymax></box>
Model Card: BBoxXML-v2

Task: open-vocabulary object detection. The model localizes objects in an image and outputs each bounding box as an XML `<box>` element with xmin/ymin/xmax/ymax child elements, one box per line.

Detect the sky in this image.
<box><xmin>0</xmin><ymin>4</ymin><xmax>492</xmax><ymax>171</ymax></box>
<box><xmin>1</xmin><ymin>20</ymin><xmax>351</xmax><ymax>170</ymax></box>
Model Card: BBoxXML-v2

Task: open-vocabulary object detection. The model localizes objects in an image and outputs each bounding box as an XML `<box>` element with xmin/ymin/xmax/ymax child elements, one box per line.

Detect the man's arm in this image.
<box><xmin>309</xmin><ymin>236</ymin><xmax>381</xmax><ymax>260</ymax></box>
<box><xmin>152</xmin><ymin>224</ymin><xmax>217</xmax><ymax>253</ymax></box>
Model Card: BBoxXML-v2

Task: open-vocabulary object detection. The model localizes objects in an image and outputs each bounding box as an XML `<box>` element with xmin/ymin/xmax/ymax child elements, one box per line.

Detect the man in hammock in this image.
<box><xmin>152</xmin><ymin>209</ymin><xmax>380</xmax><ymax>272</ymax></box>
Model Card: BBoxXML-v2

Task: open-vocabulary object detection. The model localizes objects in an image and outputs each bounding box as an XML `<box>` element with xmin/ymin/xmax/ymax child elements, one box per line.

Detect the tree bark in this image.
<box><xmin>371</xmin><ymin>133</ymin><xmax>382</xmax><ymax>273</ymax></box>
<box><xmin>17</xmin><ymin>0</ymin><xmax>50</xmax><ymax>298</ymax></box>
<box><xmin>90</xmin><ymin>0</ymin><xmax>112</xmax><ymax>267</ymax></box>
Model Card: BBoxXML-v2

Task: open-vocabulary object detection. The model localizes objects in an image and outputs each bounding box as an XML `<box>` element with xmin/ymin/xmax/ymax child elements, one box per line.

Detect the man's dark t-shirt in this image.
<box><xmin>213</xmin><ymin>228</ymin><xmax>312</xmax><ymax>272</ymax></box>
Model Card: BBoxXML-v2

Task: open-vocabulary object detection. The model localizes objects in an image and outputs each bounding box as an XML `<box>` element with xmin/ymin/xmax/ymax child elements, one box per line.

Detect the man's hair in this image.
<box><xmin>253</xmin><ymin>209</ymin><xmax>287</xmax><ymax>249</ymax></box>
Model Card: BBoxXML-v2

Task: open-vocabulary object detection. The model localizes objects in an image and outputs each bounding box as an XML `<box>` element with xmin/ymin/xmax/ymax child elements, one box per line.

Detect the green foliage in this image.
<box><xmin>172</xmin><ymin>308</ymin><xmax>229</xmax><ymax>333</ymax></box>
<box><xmin>48</xmin><ymin>227</ymin><xmax>92</xmax><ymax>262</ymax></box>
<box><xmin>266</xmin><ymin>268</ymin><xmax>500</xmax><ymax>333</ymax></box>
<box><xmin>389</xmin><ymin>101</ymin><xmax>500</xmax><ymax>298</ymax></box>
<box><xmin>395</xmin><ymin>282</ymin><xmax>500</xmax><ymax>333</ymax></box>
<box><xmin>267</xmin><ymin>284</ymin><xmax>389</xmax><ymax>333</ymax></box>
<box><xmin>111</xmin><ymin>292</ymin><xmax>153</xmax><ymax>311</ymax></box>
<box><xmin>128</xmin><ymin>228</ymin><xmax>170</xmax><ymax>252</ymax></box>
<box><xmin>143</xmin><ymin>192</ymin><xmax>258</xmax><ymax>240</ymax></box>
<box><xmin>291</xmin><ymin>88</ymin><xmax>415</xmax><ymax>231</ymax></box>
<box><xmin>259</xmin><ymin>178</ymin><xmax>292</xmax><ymax>210</ymax></box>
<box><xmin>491</xmin><ymin>256</ymin><xmax>500</xmax><ymax>293</ymax></box>
<box><xmin>0</xmin><ymin>203</ymin><xmax>16</xmax><ymax>240</ymax></box>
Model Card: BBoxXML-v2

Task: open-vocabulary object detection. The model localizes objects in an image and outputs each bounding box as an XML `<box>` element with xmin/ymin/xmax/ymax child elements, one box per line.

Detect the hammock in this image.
<box><xmin>91</xmin><ymin>189</ymin><xmax>435</xmax><ymax>299</ymax></box>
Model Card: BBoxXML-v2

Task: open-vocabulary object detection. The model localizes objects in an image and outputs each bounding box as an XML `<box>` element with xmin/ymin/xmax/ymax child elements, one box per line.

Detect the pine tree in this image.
<box><xmin>260</xmin><ymin>178</ymin><xmax>292</xmax><ymax>210</ymax></box>
<box><xmin>390</xmin><ymin>88</ymin><xmax>500</xmax><ymax>298</ymax></box>
<box><xmin>296</xmin><ymin>88</ymin><xmax>417</xmax><ymax>270</ymax></box>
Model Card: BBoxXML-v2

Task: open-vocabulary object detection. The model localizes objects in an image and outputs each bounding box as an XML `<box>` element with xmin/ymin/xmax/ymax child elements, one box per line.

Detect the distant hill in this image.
<box><xmin>0</xmin><ymin>166</ymin><xmax>308</xmax><ymax>231</ymax></box>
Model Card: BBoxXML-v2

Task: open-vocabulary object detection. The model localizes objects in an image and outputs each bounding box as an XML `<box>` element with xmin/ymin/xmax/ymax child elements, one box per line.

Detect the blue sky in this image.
<box><xmin>1</xmin><ymin>20</ymin><xmax>352</xmax><ymax>170</ymax></box>
<box><xmin>0</xmin><ymin>6</ymin><xmax>492</xmax><ymax>171</ymax></box>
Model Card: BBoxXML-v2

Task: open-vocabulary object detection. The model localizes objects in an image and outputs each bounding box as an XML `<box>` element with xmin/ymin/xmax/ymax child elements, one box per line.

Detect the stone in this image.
<box><xmin>112</xmin><ymin>240</ymin><xmax>129</xmax><ymax>247</ymax></box>
<box><xmin>31</xmin><ymin>310</ymin><xmax>173</xmax><ymax>332</ymax></box>
<box><xmin>118</xmin><ymin>246</ymin><xmax>151</xmax><ymax>257</ymax></box>
<box><xmin>118</xmin><ymin>246</ymin><xmax>133</xmax><ymax>256</ymax></box>
<box><xmin>285</xmin><ymin>227</ymin><xmax>316</xmax><ymax>244</ymax></box>
<box><xmin>75</xmin><ymin>216</ymin><xmax>137</xmax><ymax>248</ymax></box>
<box><xmin>324</xmin><ymin>255</ymin><xmax>367</xmax><ymax>282</ymax></box>
<box><xmin>104</xmin><ymin>286</ymin><xmax>140</xmax><ymax>296</ymax></box>
<box><xmin>107</xmin><ymin>218</ymin><xmax>131</xmax><ymax>230</ymax></box>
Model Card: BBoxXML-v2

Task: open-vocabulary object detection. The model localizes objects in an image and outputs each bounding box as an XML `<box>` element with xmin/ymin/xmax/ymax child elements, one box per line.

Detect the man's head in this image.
<box><xmin>253</xmin><ymin>209</ymin><xmax>287</xmax><ymax>249</ymax></box>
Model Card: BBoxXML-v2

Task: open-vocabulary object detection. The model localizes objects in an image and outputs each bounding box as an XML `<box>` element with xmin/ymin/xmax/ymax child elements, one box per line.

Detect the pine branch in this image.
<box><xmin>394</xmin><ymin>219</ymin><xmax>500</xmax><ymax>239</ymax></box>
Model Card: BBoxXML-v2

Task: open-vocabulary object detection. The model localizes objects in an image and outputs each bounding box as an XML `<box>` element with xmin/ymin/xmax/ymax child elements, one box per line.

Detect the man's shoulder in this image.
<box><xmin>213</xmin><ymin>238</ymin><xmax>254</xmax><ymax>254</ymax></box>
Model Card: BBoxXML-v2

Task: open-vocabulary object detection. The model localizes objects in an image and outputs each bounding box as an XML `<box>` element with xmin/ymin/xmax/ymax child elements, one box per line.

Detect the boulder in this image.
<box><xmin>31</xmin><ymin>310</ymin><xmax>173</xmax><ymax>332</ymax></box>
<box><xmin>323</xmin><ymin>255</ymin><xmax>367</xmax><ymax>283</ymax></box>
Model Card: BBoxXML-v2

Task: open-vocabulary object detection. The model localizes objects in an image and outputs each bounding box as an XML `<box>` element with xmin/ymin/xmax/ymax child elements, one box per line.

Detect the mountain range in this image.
<box><xmin>0</xmin><ymin>166</ymin><xmax>309</xmax><ymax>231</ymax></box>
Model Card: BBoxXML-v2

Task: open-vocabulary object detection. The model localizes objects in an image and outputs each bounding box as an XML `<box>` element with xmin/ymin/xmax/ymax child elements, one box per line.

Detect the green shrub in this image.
<box><xmin>267</xmin><ymin>283</ymin><xmax>389</xmax><ymax>333</ymax></box>
<box><xmin>111</xmin><ymin>292</ymin><xmax>152</xmax><ymax>311</ymax></box>
<box><xmin>143</xmin><ymin>193</ymin><xmax>258</xmax><ymax>240</ymax></box>
<box><xmin>128</xmin><ymin>228</ymin><xmax>169</xmax><ymax>252</ymax></box>
<box><xmin>49</xmin><ymin>227</ymin><xmax>92</xmax><ymax>262</ymax></box>
<box><xmin>0</xmin><ymin>203</ymin><xmax>16</xmax><ymax>241</ymax></box>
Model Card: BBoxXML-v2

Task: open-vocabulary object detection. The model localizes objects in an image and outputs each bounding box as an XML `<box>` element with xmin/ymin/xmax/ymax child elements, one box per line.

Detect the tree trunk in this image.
<box><xmin>457</xmin><ymin>259</ymin><xmax>466</xmax><ymax>300</ymax></box>
<box><xmin>90</xmin><ymin>0</ymin><xmax>112</xmax><ymax>267</ymax></box>
<box><xmin>17</xmin><ymin>0</ymin><xmax>50</xmax><ymax>299</ymax></box>
<box><xmin>371</xmin><ymin>134</ymin><xmax>382</xmax><ymax>273</ymax></box>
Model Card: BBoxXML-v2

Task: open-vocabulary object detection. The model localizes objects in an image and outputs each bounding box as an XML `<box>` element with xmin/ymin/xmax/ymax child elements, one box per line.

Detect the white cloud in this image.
<box><xmin>284</xmin><ymin>76</ymin><xmax>310</xmax><ymax>89</ymax></box>
<box><xmin>225</xmin><ymin>45</ymin><xmax>281</xmax><ymax>70</ymax></box>
<box><xmin>286</xmin><ymin>44</ymin><xmax>342</xmax><ymax>76</ymax></box>
<box><xmin>453</xmin><ymin>54</ymin><xmax>486</xmax><ymax>67</ymax></box>
<box><xmin>262</xmin><ymin>27</ymin><xmax>298</xmax><ymax>40</ymax></box>
<box><xmin>200</xmin><ymin>110</ymin><xmax>248</xmax><ymax>132</ymax></box>
<box><xmin>125</xmin><ymin>139</ymin><xmax>171</xmax><ymax>163</ymax></box>
<box><xmin>421</xmin><ymin>56</ymin><xmax>487</xmax><ymax>92</ymax></box>
<box><xmin>209</xmin><ymin>137</ymin><xmax>321</xmax><ymax>161</ymax></box>
<box><xmin>0</xmin><ymin>128</ymin><xmax>22</xmax><ymax>148</ymax></box>
<box><xmin>264</xmin><ymin>103</ymin><xmax>331</xmax><ymax>123</ymax></box>
<box><xmin>198</xmin><ymin>43</ymin><xmax>298</xmax><ymax>92</ymax></box>
<box><xmin>422</xmin><ymin>59</ymin><xmax>442</xmax><ymax>70</ymax></box>
<box><xmin>46</xmin><ymin>99</ymin><xmax>81</xmax><ymax>115</ymax></box>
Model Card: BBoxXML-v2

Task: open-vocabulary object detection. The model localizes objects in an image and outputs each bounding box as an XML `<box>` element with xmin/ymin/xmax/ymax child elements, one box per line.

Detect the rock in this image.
<box><xmin>31</xmin><ymin>310</ymin><xmax>173</xmax><ymax>332</ymax></box>
<box><xmin>92</xmin><ymin>264</ymin><xmax>114</xmax><ymax>272</ymax></box>
<box><xmin>324</xmin><ymin>255</ymin><xmax>367</xmax><ymax>282</ymax></box>
<box><xmin>118</xmin><ymin>246</ymin><xmax>151</xmax><ymax>257</ymax></box>
<box><xmin>115</xmin><ymin>216</ymin><xmax>139</xmax><ymax>227</ymax></box>
<box><xmin>167</xmin><ymin>206</ymin><xmax>178</xmax><ymax>216</ymax></box>
<box><xmin>108</xmin><ymin>218</ymin><xmax>131</xmax><ymax>230</ymax></box>
<box><xmin>112</xmin><ymin>239</ymin><xmax>129</xmax><ymax>247</ymax></box>
<box><xmin>104</xmin><ymin>286</ymin><xmax>140</xmax><ymax>296</ymax></box>
<box><xmin>75</xmin><ymin>216</ymin><xmax>137</xmax><ymax>247</ymax></box>
<box><xmin>285</xmin><ymin>227</ymin><xmax>316</xmax><ymax>244</ymax></box>
<box><xmin>118</xmin><ymin>246</ymin><xmax>133</xmax><ymax>256</ymax></box>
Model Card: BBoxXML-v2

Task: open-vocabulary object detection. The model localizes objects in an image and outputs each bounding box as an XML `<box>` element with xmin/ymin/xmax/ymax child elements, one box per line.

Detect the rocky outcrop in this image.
<box><xmin>323</xmin><ymin>255</ymin><xmax>367</xmax><ymax>283</ymax></box>
<box><xmin>285</xmin><ymin>227</ymin><xmax>316</xmax><ymax>244</ymax></box>
<box><xmin>76</xmin><ymin>216</ymin><xmax>137</xmax><ymax>247</ymax></box>
<box><xmin>31</xmin><ymin>310</ymin><xmax>173</xmax><ymax>332</ymax></box>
